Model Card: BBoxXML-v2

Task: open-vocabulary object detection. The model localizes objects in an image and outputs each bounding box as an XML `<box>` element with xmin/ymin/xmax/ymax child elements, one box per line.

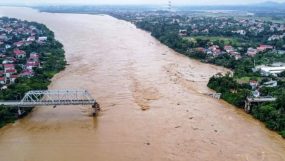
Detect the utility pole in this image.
<box><xmin>168</xmin><ymin>0</ymin><xmax>172</xmax><ymax>12</ymax></box>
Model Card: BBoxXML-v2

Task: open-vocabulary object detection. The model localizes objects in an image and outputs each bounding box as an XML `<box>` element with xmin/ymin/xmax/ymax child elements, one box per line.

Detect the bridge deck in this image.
<box><xmin>0</xmin><ymin>89</ymin><xmax>96</xmax><ymax>107</ymax></box>
<box><xmin>244</xmin><ymin>96</ymin><xmax>277</xmax><ymax>113</ymax></box>
<box><xmin>0</xmin><ymin>100</ymin><xmax>96</xmax><ymax>107</ymax></box>
<box><xmin>246</xmin><ymin>97</ymin><xmax>276</xmax><ymax>103</ymax></box>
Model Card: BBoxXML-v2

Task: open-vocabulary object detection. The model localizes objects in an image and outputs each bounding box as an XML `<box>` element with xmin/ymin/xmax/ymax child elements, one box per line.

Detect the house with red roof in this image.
<box><xmin>224</xmin><ymin>45</ymin><xmax>235</xmax><ymax>53</ymax></box>
<box><xmin>26</xmin><ymin>61</ymin><xmax>40</xmax><ymax>70</ymax></box>
<box><xmin>247</xmin><ymin>48</ymin><xmax>258</xmax><ymax>57</ymax></box>
<box><xmin>5</xmin><ymin>69</ymin><xmax>17</xmax><ymax>78</ymax></box>
<box><xmin>13</xmin><ymin>49</ymin><xmax>26</xmax><ymax>59</ymax></box>
<box><xmin>257</xmin><ymin>45</ymin><xmax>274</xmax><ymax>52</ymax></box>
<box><xmin>9</xmin><ymin>75</ymin><xmax>17</xmax><ymax>83</ymax></box>
<box><xmin>4</xmin><ymin>64</ymin><xmax>15</xmax><ymax>72</ymax></box>
<box><xmin>20</xmin><ymin>69</ymin><xmax>34</xmax><ymax>78</ymax></box>
<box><xmin>26</xmin><ymin>52</ymin><xmax>40</xmax><ymax>70</ymax></box>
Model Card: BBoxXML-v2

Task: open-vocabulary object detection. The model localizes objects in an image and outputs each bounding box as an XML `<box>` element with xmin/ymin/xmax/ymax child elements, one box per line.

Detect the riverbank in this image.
<box><xmin>0</xmin><ymin>17</ymin><xmax>66</xmax><ymax>128</ymax></box>
<box><xmin>0</xmin><ymin>7</ymin><xmax>285</xmax><ymax>161</ymax></box>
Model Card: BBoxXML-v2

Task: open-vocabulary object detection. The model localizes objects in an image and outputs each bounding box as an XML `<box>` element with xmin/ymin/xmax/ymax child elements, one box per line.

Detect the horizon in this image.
<box><xmin>1</xmin><ymin>0</ymin><xmax>285</xmax><ymax>6</ymax></box>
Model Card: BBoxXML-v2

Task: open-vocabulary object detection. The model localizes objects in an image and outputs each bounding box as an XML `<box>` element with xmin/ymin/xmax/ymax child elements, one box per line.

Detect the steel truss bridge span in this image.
<box><xmin>0</xmin><ymin>89</ymin><xmax>100</xmax><ymax>116</ymax></box>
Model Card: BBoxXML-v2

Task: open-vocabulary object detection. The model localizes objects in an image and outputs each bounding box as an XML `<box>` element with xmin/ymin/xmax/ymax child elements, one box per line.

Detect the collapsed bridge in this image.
<box><xmin>0</xmin><ymin>89</ymin><xmax>100</xmax><ymax>116</ymax></box>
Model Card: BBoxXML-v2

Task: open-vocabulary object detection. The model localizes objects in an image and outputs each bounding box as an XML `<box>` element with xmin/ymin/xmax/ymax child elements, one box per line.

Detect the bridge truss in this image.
<box><xmin>0</xmin><ymin>89</ymin><xmax>100</xmax><ymax>116</ymax></box>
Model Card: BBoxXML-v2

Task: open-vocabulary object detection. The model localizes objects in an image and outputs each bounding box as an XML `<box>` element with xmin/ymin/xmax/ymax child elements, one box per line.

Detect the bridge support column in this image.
<box><xmin>213</xmin><ymin>93</ymin><xmax>221</xmax><ymax>100</ymax></box>
<box><xmin>92</xmin><ymin>102</ymin><xmax>100</xmax><ymax>117</ymax></box>
<box><xmin>244</xmin><ymin>101</ymin><xmax>251</xmax><ymax>113</ymax></box>
<box><xmin>17</xmin><ymin>107</ymin><xmax>23</xmax><ymax>117</ymax></box>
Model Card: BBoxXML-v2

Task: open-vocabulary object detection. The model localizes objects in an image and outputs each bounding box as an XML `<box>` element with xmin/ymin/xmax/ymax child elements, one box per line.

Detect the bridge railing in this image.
<box><xmin>0</xmin><ymin>89</ymin><xmax>100</xmax><ymax>116</ymax></box>
<box><xmin>0</xmin><ymin>89</ymin><xmax>96</xmax><ymax>107</ymax></box>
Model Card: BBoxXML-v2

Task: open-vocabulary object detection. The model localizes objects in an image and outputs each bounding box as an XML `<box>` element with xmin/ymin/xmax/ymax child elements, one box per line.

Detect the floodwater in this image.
<box><xmin>0</xmin><ymin>7</ymin><xmax>284</xmax><ymax>161</ymax></box>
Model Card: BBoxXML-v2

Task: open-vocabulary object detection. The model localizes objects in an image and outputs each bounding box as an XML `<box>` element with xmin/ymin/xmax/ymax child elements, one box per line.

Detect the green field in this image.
<box><xmin>185</xmin><ymin>36</ymin><xmax>241</xmax><ymax>46</ymax></box>
<box><xmin>193</xmin><ymin>12</ymin><xmax>285</xmax><ymax>24</ymax></box>
<box><xmin>236</xmin><ymin>76</ymin><xmax>262</xmax><ymax>84</ymax></box>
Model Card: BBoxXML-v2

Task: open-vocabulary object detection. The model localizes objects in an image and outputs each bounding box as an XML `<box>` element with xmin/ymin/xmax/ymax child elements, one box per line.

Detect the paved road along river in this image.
<box><xmin>0</xmin><ymin>7</ymin><xmax>285</xmax><ymax>161</ymax></box>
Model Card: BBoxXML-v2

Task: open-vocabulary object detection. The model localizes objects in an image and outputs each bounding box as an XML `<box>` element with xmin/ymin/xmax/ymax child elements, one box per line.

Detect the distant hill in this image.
<box><xmin>254</xmin><ymin>1</ymin><xmax>285</xmax><ymax>7</ymax></box>
<box><xmin>175</xmin><ymin>1</ymin><xmax>285</xmax><ymax>12</ymax></box>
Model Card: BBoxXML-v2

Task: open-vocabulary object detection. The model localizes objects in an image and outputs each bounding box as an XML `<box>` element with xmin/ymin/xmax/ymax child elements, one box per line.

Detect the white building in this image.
<box><xmin>263</xmin><ymin>80</ymin><xmax>278</xmax><ymax>88</ymax></box>
<box><xmin>260</xmin><ymin>66</ymin><xmax>285</xmax><ymax>76</ymax></box>
<box><xmin>232</xmin><ymin>30</ymin><xmax>246</xmax><ymax>35</ymax></box>
<box><xmin>38</xmin><ymin>36</ymin><xmax>47</xmax><ymax>41</ymax></box>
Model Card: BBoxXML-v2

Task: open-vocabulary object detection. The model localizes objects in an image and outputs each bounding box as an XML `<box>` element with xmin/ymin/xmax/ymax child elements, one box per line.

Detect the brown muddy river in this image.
<box><xmin>0</xmin><ymin>7</ymin><xmax>285</xmax><ymax>161</ymax></box>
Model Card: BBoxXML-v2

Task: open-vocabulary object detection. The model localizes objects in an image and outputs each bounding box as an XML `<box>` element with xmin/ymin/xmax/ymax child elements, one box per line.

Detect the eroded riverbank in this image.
<box><xmin>0</xmin><ymin>7</ymin><xmax>285</xmax><ymax>161</ymax></box>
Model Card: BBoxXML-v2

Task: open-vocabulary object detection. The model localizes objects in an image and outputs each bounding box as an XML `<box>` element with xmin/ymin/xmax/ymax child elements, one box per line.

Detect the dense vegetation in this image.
<box><xmin>133</xmin><ymin>17</ymin><xmax>285</xmax><ymax>67</ymax></box>
<box><xmin>0</xmin><ymin>20</ymin><xmax>66</xmax><ymax>128</ymax></box>
<box><xmin>208</xmin><ymin>74</ymin><xmax>285</xmax><ymax>137</ymax></box>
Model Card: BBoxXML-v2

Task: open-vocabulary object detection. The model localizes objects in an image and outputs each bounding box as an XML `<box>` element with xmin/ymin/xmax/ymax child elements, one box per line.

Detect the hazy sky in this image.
<box><xmin>2</xmin><ymin>0</ymin><xmax>285</xmax><ymax>5</ymax></box>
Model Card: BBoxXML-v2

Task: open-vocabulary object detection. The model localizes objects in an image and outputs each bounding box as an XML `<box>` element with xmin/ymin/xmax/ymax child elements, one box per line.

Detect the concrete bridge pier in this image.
<box><xmin>244</xmin><ymin>97</ymin><xmax>277</xmax><ymax>113</ymax></box>
<box><xmin>0</xmin><ymin>90</ymin><xmax>99</xmax><ymax>117</ymax></box>
<box><xmin>244</xmin><ymin>101</ymin><xmax>251</xmax><ymax>113</ymax></box>
<box><xmin>92</xmin><ymin>102</ymin><xmax>100</xmax><ymax>117</ymax></box>
<box><xmin>17</xmin><ymin>107</ymin><xmax>22</xmax><ymax>116</ymax></box>
<box><xmin>17</xmin><ymin>106</ymin><xmax>26</xmax><ymax>117</ymax></box>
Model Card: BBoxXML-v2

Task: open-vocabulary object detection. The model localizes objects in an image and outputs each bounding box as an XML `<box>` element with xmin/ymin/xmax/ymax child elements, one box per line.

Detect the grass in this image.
<box><xmin>257</xmin><ymin>17</ymin><xmax>285</xmax><ymax>24</ymax></box>
<box><xmin>193</xmin><ymin>12</ymin><xmax>285</xmax><ymax>24</ymax></box>
<box><xmin>236</xmin><ymin>77</ymin><xmax>251</xmax><ymax>84</ymax></box>
<box><xmin>236</xmin><ymin>76</ymin><xmax>262</xmax><ymax>84</ymax></box>
<box><xmin>185</xmin><ymin>36</ymin><xmax>241</xmax><ymax>46</ymax></box>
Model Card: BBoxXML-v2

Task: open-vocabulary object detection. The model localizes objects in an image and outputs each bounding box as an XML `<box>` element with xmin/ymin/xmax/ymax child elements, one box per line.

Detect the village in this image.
<box><xmin>116</xmin><ymin>12</ymin><xmax>285</xmax><ymax>99</ymax></box>
<box><xmin>111</xmin><ymin>11</ymin><xmax>285</xmax><ymax>62</ymax></box>
<box><xmin>0</xmin><ymin>17</ymin><xmax>48</xmax><ymax>89</ymax></box>
<box><xmin>175</xmin><ymin>17</ymin><xmax>285</xmax><ymax>100</ymax></box>
<box><xmin>0</xmin><ymin>16</ymin><xmax>66</xmax><ymax>128</ymax></box>
<box><xmin>175</xmin><ymin>16</ymin><xmax>285</xmax><ymax>60</ymax></box>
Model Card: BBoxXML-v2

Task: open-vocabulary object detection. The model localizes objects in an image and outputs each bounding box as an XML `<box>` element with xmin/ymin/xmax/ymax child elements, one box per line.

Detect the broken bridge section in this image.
<box><xmin>244</xmin><ymin>96</ymin><xmax>276</xmax><ymax>113</ymax></box>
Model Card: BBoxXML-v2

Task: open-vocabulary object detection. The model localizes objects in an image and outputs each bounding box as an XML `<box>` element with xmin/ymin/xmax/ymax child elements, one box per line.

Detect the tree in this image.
<box><xmin>276</xmin><ymin>90</ymin><xmax>285</xmax><ymax>113</ymax></box>
<box><xmin>279</xmin><ymin>71</ymin><xmax>285</xmax><ymax>77</ymax></box>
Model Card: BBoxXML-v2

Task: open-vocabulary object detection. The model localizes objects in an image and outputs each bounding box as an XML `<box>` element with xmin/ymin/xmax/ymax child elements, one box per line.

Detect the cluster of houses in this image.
<box><xmin>246</xmin><ymin>45</ymin><xmax>274</xmax><ymax>57</ymax></box>
<box><xmin>193</xmin><ymin>44</ymin><xmax>280</xmax><ymax>60</ymax></box>
<box><xmin>0</xmin><ymin>49</ymin><xmax>41</xmax><ymax>86</ymax></box>
<box><xmin>194</xmin><ymin>45</ymin><xmax>242</xmax><ymax>60</ymax></box>
<box><xmin>0</xmin><ymin>18</ymin><xmax>47</xmax><ymax>88</ymax></box>
<box><xmin>174</xmin><ymin>17</ymin><xmax>285</xmax><ymax>60</ymax></box>
<box><xmin>248</xmin><ymin>62</ymin><xmax>285</xmax><ymax>97</ymax></box>
<box><xmin>249</xmin><ymin>78</ymin><xmax>279</xmax><ymax>98</ymax></box>
<box><xmin>175</xmin><ymin>17</ymin><xmax>285</xmax><ymax>39</ymax></box>
<box><xmin>119</xmin><ymin>11</ymin><xmax>285</xmax><ymax>44</ymax></box>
